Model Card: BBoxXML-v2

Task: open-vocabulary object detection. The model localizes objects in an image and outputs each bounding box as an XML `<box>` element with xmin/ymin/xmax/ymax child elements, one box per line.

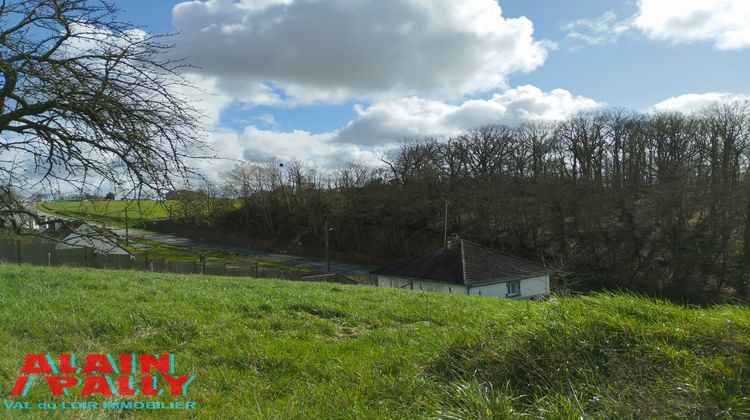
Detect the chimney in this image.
<box><xmin>446</xmin><ymin>233</ymin><xmax>461</xmax><ymax>249</ymax></box>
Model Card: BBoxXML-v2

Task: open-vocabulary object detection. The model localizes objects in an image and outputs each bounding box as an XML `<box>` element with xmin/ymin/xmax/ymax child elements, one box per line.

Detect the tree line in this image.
<box><xmin>169</xmin><ymin>101</ymin><xmax>750</xmax><ymax>302</ymax></box>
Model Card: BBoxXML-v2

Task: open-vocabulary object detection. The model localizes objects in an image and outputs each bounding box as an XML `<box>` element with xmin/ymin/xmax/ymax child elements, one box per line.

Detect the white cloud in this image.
<box><xmin>177</xmin><ymin>75</ymin><xmax>235</xmax><ymax>127</ymax></box>
<box><xmin>188</xmin><ymin>128</ymin><xmax>247</xmax><ymax>180</ymax></box>
<box><xmin>239</xmin><ymin>127</ymin><xmax>374</xmax><ymax>168</ymax></box>
<box><xmin>201</xmin><ymin>85</ymin><xmax>602</xmax><ymax>169</ymax></box>
<box><xmin>165</xmin><ymin>3</ymin><xmax>601</xmax><ymax>171</ymax></box>
<box><xmin>336</xmin><ymin>85</ymin><xmax>603</xmax><ymax>145</ymax></box>
<box><xmin>634</xmin><ymin>0</ymin><xmax>750</xmax><ymax>50</ymax></box>
<box><xmin>172</xmin><ymin>0</ymin><xmax>550</xmax><ymax>104</ymax></box>
<box><xmin>253</xmin><ymin>114</ymin><xmax>279</xmax><ymax>128</ymax></box>
<box><xmin>562</xmin><ymin>11</ymin><xmax>631</xmax><ymax>47</ymax></box>
<box><xmin>565</xmin><ymin>1</ymin><xmax>750</xmax><ymax>50</ymax></box>
<box><xmin>651</xmin><ymin>92</ymin><xmax>750</xmax><ymax>114</ymax></box>
<box><xmin>60</xmin><ymin>24</ymin><xmax>242</xmax><ymax>131</ymax></box>
<box><xmin>63</xmin><ymin>22</ymin><xmax>149</xmax><ymax>54</ymax></box>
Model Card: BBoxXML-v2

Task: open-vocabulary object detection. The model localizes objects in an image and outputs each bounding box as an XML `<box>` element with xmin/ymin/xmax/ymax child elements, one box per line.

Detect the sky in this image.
<box><xmin>109</xmin><ymin>0</ymin><xmax>750</xmax><ymax>177</ymax></box>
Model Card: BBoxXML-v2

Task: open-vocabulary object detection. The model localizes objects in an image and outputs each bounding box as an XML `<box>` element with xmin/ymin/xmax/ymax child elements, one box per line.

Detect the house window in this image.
<box><xmin>506</xmin><ymin>280</ymin><xmax>521</xmax><ymax>297</ymax></box>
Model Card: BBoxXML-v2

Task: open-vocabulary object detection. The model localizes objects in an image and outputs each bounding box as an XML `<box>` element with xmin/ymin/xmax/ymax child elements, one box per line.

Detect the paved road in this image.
<box><xmin>31</xmin><ymin>203</ymin><xmax>374</xmax><ymax>277</ymax></box>
<box><xmin>115</xmin><ymin>226</ymin><xmax>373</xmax><ymax>276</ymax></box>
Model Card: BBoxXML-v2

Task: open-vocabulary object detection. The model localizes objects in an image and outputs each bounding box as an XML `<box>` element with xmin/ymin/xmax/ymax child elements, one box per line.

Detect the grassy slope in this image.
<box><xmin>0</xmin><ymin>265</ymin><xmax>748</xmax><ymax>419</ymax></box>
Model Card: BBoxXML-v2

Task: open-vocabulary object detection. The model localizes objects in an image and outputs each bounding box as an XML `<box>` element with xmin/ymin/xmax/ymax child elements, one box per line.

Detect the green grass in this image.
<box><xmin>38</xmin><ymin>200</ymin><xmax>179</xmax><ymax>228</ymax></box>
<box><xmin>0</xmin><ymin>265</ymin><xmax>748</xmax><ymax>419</ymax></box>
<box><xmin>127</xmin><ymin>239</ymin><xmax>305</xmax><ymax>271</ymax></box>
<box><xmin>125</xmin><ymin>239</ymin><xmax>231</xmax><ymax>265</ymax></box>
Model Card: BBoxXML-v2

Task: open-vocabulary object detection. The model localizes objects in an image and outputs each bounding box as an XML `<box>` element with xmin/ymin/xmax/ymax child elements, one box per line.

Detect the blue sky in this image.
<box><xmin>500</xmin><ymin>0</ymin><xmax>750</xmax><ymax>110</ymax></box>
<box><xmin>108</xmin><ymin>0</ymin><xmax>750</xmax><ymax>174</ymax></box>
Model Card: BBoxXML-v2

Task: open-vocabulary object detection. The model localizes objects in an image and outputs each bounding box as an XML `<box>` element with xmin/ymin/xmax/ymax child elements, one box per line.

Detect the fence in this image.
<box><xmin>0</xmin><ymin>239</ymin><xmax>367</xmax><ymax>285</ymax></box>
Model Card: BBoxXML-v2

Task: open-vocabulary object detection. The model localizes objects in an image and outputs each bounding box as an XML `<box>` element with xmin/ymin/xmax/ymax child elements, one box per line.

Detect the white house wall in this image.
<box><xmin>377</xmin><ymin>276</ymin><xmax>468</xmax><ymax>295</ymax></box>
<box><xmin>468</xmin><ymin>275</ymin><xmax>550</xmax><ymax>299</ymax></box>
<box><xmin>378</xmin><ymin>274</ymin><xmax>550</xmax><ymax>299</ymax></box>
<box><xmin>521</xmin><ymin>275</ymin><xmax>550</xmax><ymax>297</ymax></box>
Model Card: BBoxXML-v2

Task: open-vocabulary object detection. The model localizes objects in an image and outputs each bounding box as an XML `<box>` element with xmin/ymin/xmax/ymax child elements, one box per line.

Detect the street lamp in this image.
<box><xmin>443</xmin><ymin>199</ymin><xmax>449</xmax><ymax>248</ymax></box>
<box><xmin>324</xmin><ymin>221</ymin><xmax>333</xmax><ymax>273</ymax></box>
<box><xmin>124</xmin><ymin>205</ymin><xmax>129</xmax><ymax>246</ymax></box>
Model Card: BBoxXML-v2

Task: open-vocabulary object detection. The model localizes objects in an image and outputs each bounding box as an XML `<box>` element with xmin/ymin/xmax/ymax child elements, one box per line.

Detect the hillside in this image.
<box><xmin>0</xmin><ymin>265</ymin><xmax>748</xmax><ymax>418</ymax></box>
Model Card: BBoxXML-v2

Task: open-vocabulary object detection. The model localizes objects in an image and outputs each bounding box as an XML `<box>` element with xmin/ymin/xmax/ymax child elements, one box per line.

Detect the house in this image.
<box><xmin>373</xmin><ymin>238</ymin><xmax>550</xmax><ymax>299</ymax></box>
<box><xmin>5</xmin><ymin>213</ymin><xmax>39</xmax><ymax>232</ymax></box>
<box><xmin>57</xmin><ymin>223</ymin><xmax>130</xmax><ymax>256</ymax></box>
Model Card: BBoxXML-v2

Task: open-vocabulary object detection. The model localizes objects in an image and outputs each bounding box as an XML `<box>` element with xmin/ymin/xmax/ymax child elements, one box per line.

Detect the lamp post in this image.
<box><xmin>324</xmin><ymin>221</ymin><xmax>333</xmax><ymax>273</ymax></box>
<box><xmin>125</xmin><ymin>205</ymin><xmax>129</xmax><ymax>246</ymax></box>
<box><xmin>443</xmin><ymin>199</ymin><xmax>449</xmax><ymax>248</ymax></box>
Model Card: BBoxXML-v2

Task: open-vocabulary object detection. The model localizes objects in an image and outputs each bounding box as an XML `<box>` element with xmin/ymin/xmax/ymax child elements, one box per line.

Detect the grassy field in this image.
<box><xmin>38</xmin><ymin>201</ymin><xmax>178</xmax><ymax>228</ymax></box>
<box><xmin>124</xmin><ymin>239</ymin><xmax>233</xmax><ymax>265</ymax></box>
<box><xmin>127</xmin><ymin>239</ymin><xmax>306</xmax><ymax>271</ymax></box>
<box><xmin>0</xmin><ymin>265</ymin><xmax>748</xmax><ymax>419</ymax></box>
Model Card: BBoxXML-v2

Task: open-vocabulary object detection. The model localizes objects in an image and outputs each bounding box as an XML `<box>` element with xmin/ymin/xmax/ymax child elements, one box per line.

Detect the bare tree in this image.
<box><xmin>380</xmin><ymin>137</ymin><xmax>441</xmax><ymax>185</ymax></box>
<box><xmin>0</xmin><ymin>0</ymin><xmax>205</xmax><ymax>228</ymax></box>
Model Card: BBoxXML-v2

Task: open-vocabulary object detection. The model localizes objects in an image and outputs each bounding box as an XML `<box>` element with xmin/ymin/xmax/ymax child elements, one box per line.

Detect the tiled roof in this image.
<box><xmin>372</xmin><ymin>245</ymin><xmax>465</xmax><ymax>285</ymax></box>
<box><xmin>372</xmin><ymin>239</ymin><xmax>549</xmax><ymax>286</ymax></box>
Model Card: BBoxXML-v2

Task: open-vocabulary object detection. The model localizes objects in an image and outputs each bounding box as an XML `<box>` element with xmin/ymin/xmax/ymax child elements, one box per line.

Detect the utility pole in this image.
<box><xmin>443</xmin><ymin>199</ymin><xmax>449</xmax><ymax>248</ymax></box>
<box><xmin>325</xmin><ymin>221</ymin><xmax>331</xmax><ymax>273</ymax></box>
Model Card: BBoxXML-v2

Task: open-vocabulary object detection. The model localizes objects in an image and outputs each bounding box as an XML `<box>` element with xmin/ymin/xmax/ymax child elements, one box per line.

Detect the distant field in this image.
<box><xmin>38</xmin><ymin>201</ymin><xmax>301</xmax><ymax>271</ymax></box>
<box><xmin>38</xmin><ymin>200</ymin><xmax>179</xmax><ymax>228</ymax></box>
<box><xmin>0</xmin><ymin>265</ymin><xmax>747</xmax><ymax>418</ymax></box>
<box><xmin>130</xmin><ymin>239</ymin><xmax>303</xmax><ymax>270</ymax></box>
<box><xmin>127</xmin><ymin>239</ymin><xmax>232</xmax><ymax>265</ymax></box>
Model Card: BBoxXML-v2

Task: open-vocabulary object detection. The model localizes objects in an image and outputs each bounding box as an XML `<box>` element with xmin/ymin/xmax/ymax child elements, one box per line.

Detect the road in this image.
<box><xmin>30</xmin><ymin>203</ymin><xmax>374</xmax><ymax>277</ymax></box>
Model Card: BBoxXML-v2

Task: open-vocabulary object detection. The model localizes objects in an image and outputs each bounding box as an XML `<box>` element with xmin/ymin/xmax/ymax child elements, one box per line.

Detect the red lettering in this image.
<box><xmin>140</xmin><ymin>376</ymin><xmax>160</xmax><ymax>396</ymax></box>
<box><xmin>10</xmin><ymin>376</ymin><xmax>31</xmax><ymax>396</ymax></box>
<box><xmin>20</xmin><ymin>354</ymin><xmax>53</xmax><ymax>374</ymax></box>
<box><xmin>46</xmin><ymin>376</ymin><xmax>79</xmax><ymax>396</ymax></box>
<box><xmin>120</xmin><ymin>354</ymin><xmax>135</xmax><ymax>374</ymax></box>
<box><xmin>163</xmin><ymin>376</ymin><xmax>194</xmax><ymax>396</ymax></box>
<box><xmin>139</xmin><ymin>354</ymin><xmax>171</xmax><ymax>374</ymax></box>
<box><xmin>117</xmin><ymin>376</ymin><xmax>137</xmax><ymax>396</ymax></box>
<box><xmin>81</xmin><ymin>376</ymin><xmax>114</xmax><ymax>396</ymax></box>
<box><xmin>81</xmin><ymin>354</ymin><xmax>115</xmax><ymax>374</ymax></box>
<box><xmin>58</xmin><ymin>354</ymin><xmax>79</xmax><ymax>374</ymax></box>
